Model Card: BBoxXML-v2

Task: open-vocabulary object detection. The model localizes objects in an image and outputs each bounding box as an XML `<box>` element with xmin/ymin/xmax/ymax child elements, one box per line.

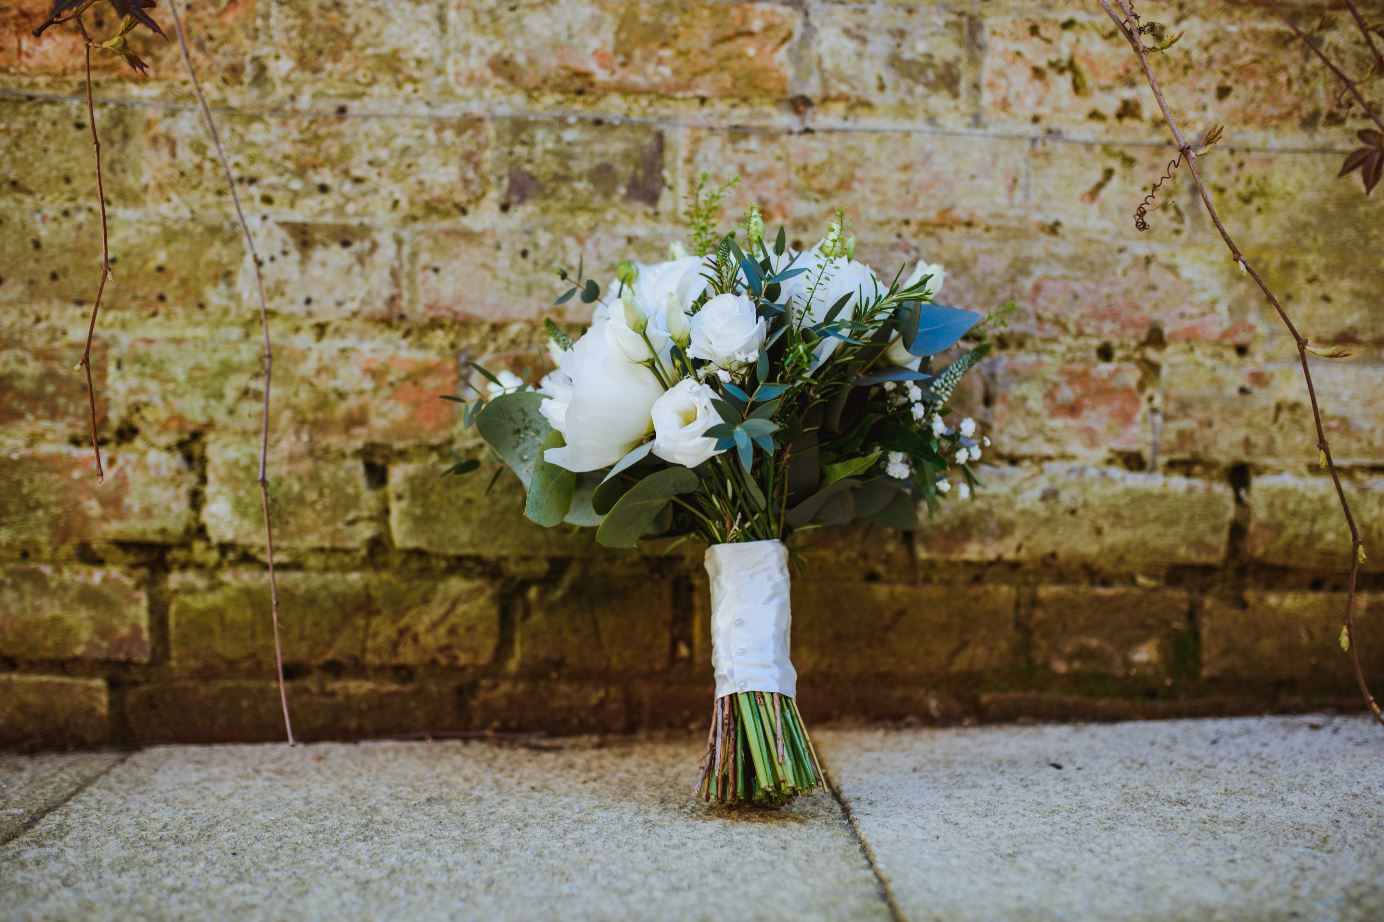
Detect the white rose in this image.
<box><xmin>650</xmin><ymin>378</ymin><xmax>726</xmax><ymax>468</ymax></box>
<box><xmin>688</xmin><ymin>293</ymin><xmax>766</xmax><ymax>369</ymax></box>
<box><xmin>541</xmin><ymin>325</ymin><xmax>664</xmax><ymax>473</ymax></box>
<box><xmin>903</xmin><ymin>259</ymin><xmax>945</xmax><ymax>300</ymax></box>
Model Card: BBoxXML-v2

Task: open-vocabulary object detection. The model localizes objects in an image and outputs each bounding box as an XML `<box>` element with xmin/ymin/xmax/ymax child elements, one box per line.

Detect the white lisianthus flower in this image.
<box><xmin>688</xmin><ymin>293</ymin><xmax>766</xmax><ymax>369</ymax></box>
<box><xmin>485</xmin><ymin>369</ymin><xmax>525</xmax><ymax>399</ymax></box>
<box><xmin>537</xmin><ymin>370</ymin><xmax>573</xmax><ymax>432</ymax></box>
<box><xmin>904</xmin><ymin>259</ymin><xmax>945</xmax><ymax>300</ymax></box>
<box><xmin>605</xmin><ymin>290</ymin><xmax>671</xmax><ymax>364</ymax></box>
<box><xmin>613</xmin><ymin>255</ymin><xmax>709</xmax><ymax>315</ymax></box>
<box><xmin>541</xmin><ymin>325</ymin><xmax>664</xmax><ymax>473</ymax></box>
<box><xmin>650</xmin><ymin>378</ymin><xmax>726</xmax><ymax>468</ymax></box>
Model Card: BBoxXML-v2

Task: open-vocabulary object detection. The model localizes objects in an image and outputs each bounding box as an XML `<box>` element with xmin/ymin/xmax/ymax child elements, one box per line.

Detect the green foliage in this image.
<box><xmin>524</xmin><ymin>430</ymin><xmax>575</xmax><ymax>527</ymax></box>
<box><xmin>474</xmin><ymin>392</ymin><xmax>550</xmax><ymax>490</ymax></box>
<box><xmin>595</xmin><ymin>467</ymin><xmax>699</xmax><ymax>548</ymax></box>
<box><xmin>684</xmin><ymin>173</ymin><xmax>741</xmax><ymax>256</ymax></box>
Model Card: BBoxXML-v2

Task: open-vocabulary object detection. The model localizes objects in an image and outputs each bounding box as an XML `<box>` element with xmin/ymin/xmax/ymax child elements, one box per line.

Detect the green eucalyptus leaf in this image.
<box><xmin>475</xmin><ymin>391</ymin><xmax>552</xmax><ymax>489</ymax></box>
<box><xmin>595</xmin><ymin>467</ymin><xmax>700</xmax><ymax>548</ymax></box>
<box><xmin>524</xmin><ymin>430</ymin><xmax>576</xmax><ymax>527</ymax></box>
<box><xmin>601</xmin><ymin>441</ymin><xmax>654</xmax><ymax>484</ymax></box>
<box><xmin>565</xmin><ymin>472</ymin><xmax>605</xmax><ymax>527</ymax></box>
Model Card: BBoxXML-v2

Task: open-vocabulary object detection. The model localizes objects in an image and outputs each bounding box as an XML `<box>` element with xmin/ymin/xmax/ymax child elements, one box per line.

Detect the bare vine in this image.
<box><xmin>166</xmin><ymin>1</ymin><xmax>295</xmax><ymax>745</ymax></box>
<box><xmin>1271</xmin><ymin>1</ymin><xmax>1384</xmax><ymax>194</ymax></box>
<box><xmin>1098</xmin><ymin>0</ymin><xmax>1381</xmax><ymax>725</ymax></box>
<box><xmin>73</xmin><ymin>14</ymin><xmax>110</xmax><ymax>483</ymax></box>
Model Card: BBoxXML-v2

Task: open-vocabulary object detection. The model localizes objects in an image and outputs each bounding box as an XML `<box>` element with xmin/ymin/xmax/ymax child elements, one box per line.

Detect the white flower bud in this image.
<box><xmin>621</xmin><ymin>290</ymin><xmax>648</xmax><ymax>334</ymax></box>
<box><xmin>959</xmin><ymin>417</ymin><xmax>976</xmax><ymax>438</ymax></box>
<box><xmin>957</xmin><ymin>482</ymin><xmax>971</xmax><ymax>500</ymax></box>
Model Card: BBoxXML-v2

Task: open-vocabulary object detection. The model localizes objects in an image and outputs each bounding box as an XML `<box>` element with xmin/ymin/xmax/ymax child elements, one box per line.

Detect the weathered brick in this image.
<box><xmin>681</xmin><ymin>128</ymin><xmax>1027</xmax><ymax>232</ymax></box>
<box><xmin>1161</xmin><ymin>361</ymin><xmax>1384</xmax><ymax>468</ymax></box>
<box><xmin>145</xmin><ymin>110</ymin><xmax>490</xmax><ymax>221</ymax></box>
<box><xmin>0</xmin><ymin>206</ymin><xmax>243</xmax><ymax>313</ymax></box>
<box><xmin>0</xmin><ymin>447</ymin><xmax>193</xmax><ymax>546</ymax></box>
<box><xmin>979</xmin><ymin>10</ymin><xmax>1149</xmax><ymax>137</ymax></box>
<box><xmin>0</xmin><ymin>328</ymin><xmax>108</xmax><ymax>446</ymax></box>
<box><xmin>1031</xmin><ymin>586</ymin><xmax>1189</xmax><ymax>680</ymax></box>
<box><xmin>810</xmin><ymin>4</ymin><xmax>972</xmax><ymax>124</ymax></box>
<box><xmin>169</xmin><ymin>570</ymin><xmax>499</xmax><ymax>672</ymax></box>
<box><xmin>0</xmin><ymin>674</ymin><xmax>109</xmax><ymax>748</ymax></box>
<box><xmin>496</xmin><ymin>120</ymin><xmax>667</xmax><ymax>217</ymax></box>
<box><xmin>1200</xmin><ymin>149</ymin><xmax>1384</xmax><ymax>256</ymax></box>
<box><xmin>447</xmin><ymin>0</ymin><xmax>802</xmax><ymax>102</ymax></box>
<box><xmin>978</xmin><ymin>5</ymin><xmax>1353</xmax><ymax>144</ymax></box>
<box><xmin>202</xmin><ymin>437</ymin><xmax>375</xmax><ymax>550</ymax></box>
<box><xmin>388</xmin><ymin>462</ymin><xmax>595</xmax><ymax>557</ymax></box>
<box><xmin>0</xmin><ymin>98</ymin><xmax>145</xmax><ymax>205</ymax></box>
<box><xmin>1247</xmin><ymin>474</ymin><xmax>1384</xmax><ymax>574</ymax></box>
<box><xmin>267</xmin><ymin>0</ymin><xmax>445</xmax><ymax>95</ymax></box>
<box><xmin>108</xmin><ymin>333</ymin><xmax>460</xmax><ymax>447</ymax></box>
<box><xmin>244</xmin><ymin>221</ymin><xmax>403</xmax><ymax>321</ymax></box>
<box><xmin>791</xmin><ymin>582</ymin><xmax>1019</xmax><ymax>678</ymax></box>
<box><xmin>518</xmin><ymin>562</ymin><xmax>674</xmax><ymax>674</ymax></box>
<box><xmin>468</xmin><ymin>679</ymin><xmax>628</xmax><ymax>734</ymax></box>
<box><xmin>124</xmin><ymin>679</ymin><xmax>466</xmax><ymax>744</ymax></box>
<box><xmin>1237</xmin><ymin>244</ymin><xmax>1384</xmax><ymax>346</ymax></box>
<box><xmin>413</xmin><ymin>222</ymin><xmax>677</xmax><ymax>322</ymax></box>
<box><xmin>987</xmin><ymin>356</ymin><xmax>1148</xmax><ymax>461</ymax></box>
<box><xmin>1201</xmin><ymin>592</ymin><xmax>1383</xmax><ymax>686</ymax></box>
<box><xmin>1022</xmin><ymin>138</ymin><xmax>1195</xmax><ymax>237</ymax></box>
<box><xmin>915</xmin><ymin>464</ymin><xmax>1234</xmax><ymax>567</ymax></box>
<box><xmin>0</xmin><ymin>565</ymin><xmax>149</xmax><ymax>662</ymax></box>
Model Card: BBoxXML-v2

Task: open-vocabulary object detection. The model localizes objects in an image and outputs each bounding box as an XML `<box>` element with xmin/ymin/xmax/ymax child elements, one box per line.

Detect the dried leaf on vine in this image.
<box><xmin>1199</xmin><ymin>124</ymin><xmax>1224</xmax><ymax>153</ymax></box>
<box><xmin>109</xmin><ymin>0</ymin><xmax>165</xmax><ymax>38</ymax></box>
<box><xmin>1339</xmin><ymin>129</ymin><xmax>1383</xmax><ymax>195</ymax></box>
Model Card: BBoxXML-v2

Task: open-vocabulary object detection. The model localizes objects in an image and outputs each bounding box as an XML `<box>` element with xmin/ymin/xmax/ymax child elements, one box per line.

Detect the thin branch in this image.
<box><xmin>74</xmin><ymin>15</ymin><xmax>109</xmax><ymax>484</ymax></box>
<box><xmin>1097</xmin><ymin>0</ymin><xmax>1381</xmax><ymax>726</ymax></box>
<box><xmin>168</xmin><ymin>1</ymin><xmax>295</xmax><ymax>745</ymax></box>
<box><xmin>1342</xmin><ymin>0</ymin><xmax>1384</xmax><ymax>79</ymax></box>
<box><xmin>1271</xmin><ymin>2</ymin><xmax>1384</xmax><ymax>135</ymax></box>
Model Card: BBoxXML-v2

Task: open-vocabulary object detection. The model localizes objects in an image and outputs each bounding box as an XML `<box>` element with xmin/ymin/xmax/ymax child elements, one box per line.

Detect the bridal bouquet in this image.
<box><xmin>453</xmin><ymin>185</ymin><xmax>992</xmax><ymax>806</ymax></box>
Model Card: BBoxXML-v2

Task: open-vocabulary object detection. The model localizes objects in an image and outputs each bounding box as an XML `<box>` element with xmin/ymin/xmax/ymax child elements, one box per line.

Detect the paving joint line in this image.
<box><xmin>823</xmin><ymin>765</ymin><xmax>906</xmax><ymax>922</ymax></box>
<box><xmin>0</xmin><ymin>750</ymin><xmax>136</xmax><ymax>849</ymax></box>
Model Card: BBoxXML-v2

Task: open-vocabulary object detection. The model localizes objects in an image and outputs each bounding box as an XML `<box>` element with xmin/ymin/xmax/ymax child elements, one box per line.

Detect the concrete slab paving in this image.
<box><xmin>0</xmin><ymin>737</ymin><xmax>885</xmax><ymax>922</ymax></box>
<box><xmin>0</xmin><ymin>751</ymin><xmax>125</xmax><ymax>843</ymax></box>
<box><xmin>820</xmin><ymin>715</ymin><xmax>1384</xmax><ymax>922</ymax></box>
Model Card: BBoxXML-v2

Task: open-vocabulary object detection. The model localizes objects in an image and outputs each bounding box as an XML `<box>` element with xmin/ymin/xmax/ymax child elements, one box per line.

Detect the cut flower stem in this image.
<box><xmin>694</xmin><ymin>691</ymin><xmax>823</xmax><ymax>807</ymax></box>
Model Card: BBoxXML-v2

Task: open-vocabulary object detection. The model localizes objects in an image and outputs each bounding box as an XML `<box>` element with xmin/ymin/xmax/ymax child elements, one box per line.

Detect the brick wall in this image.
<box><xmin>1</xmin><ymin>0</ymin><xmax>1381</xmax><ymax>748</ymax></box>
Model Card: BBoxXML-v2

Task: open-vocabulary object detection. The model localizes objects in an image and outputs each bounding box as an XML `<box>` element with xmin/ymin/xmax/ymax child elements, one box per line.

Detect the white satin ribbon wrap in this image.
<box><xmin>705</xmin><ymin>539</ymin><xmax>797</xmax><ymax>699</ymax></box>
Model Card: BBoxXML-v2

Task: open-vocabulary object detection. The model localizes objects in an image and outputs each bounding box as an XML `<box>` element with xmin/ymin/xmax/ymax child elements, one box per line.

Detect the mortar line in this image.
<box><xmin>0</xmin><ymin>750</ymin><xmax>135</xmax><ymax>848</ymax></box>
<box><xmin>823</xmin><ymin>764</ymin><xmax>907</xmax><ymax>922</ymax></box>
<box><xmin>0</xmin><ymin>87</ymin><xmax>1357</xmax><ymax>157</ymax></box>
